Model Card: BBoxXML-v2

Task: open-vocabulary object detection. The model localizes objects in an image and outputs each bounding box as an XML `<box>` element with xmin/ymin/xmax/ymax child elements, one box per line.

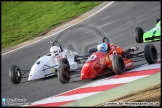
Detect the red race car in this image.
<box><xmin>58</xmin><ymin>37</ymin><xmax>158</xmax><ymax>84</ymax></box>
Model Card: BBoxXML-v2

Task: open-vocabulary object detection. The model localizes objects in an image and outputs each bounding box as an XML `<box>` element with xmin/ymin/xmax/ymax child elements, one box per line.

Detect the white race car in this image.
<box><xmin>9</xmin><ymin>40</ymin><xmax>86</xmax><ymax>84</ymax></box>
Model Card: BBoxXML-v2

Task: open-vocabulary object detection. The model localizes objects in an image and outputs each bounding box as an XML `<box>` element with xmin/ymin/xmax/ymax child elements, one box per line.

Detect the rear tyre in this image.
<box><xmin>89</xmin><ymin>48</ymin><xmax>97</xmax><ymax>55</ymax></box>
<box><xmin>135</xmin><ymin>27</ymin><xmax>144</xmax><ymax>43</ymax></box>
<box><xmin>9</xmin><ymin>65</ymin><xmax>21</xmax><ymax>84</ymax></box>
<box><xmin>112</xmin><ymin>55</ymin><xmax>125</xmax><ymax>75</ymax></box>
<box><xmin>58</xmin><ymin>64</ymin><xmax>70</xmax><ymax>84</ymax></box>
<box><xmin>144</xmin><ymin>44</ymin><xmax>158</xmax><ymax>64</ymax></box>
<box><xmin>156</xmin><ymin>18</ymin><xmax>161</xmax><ymax>23</ymax></box>
<box><xmin>92</xmin><ymin>75</ymin><xmax>100</xmax><ymax>80</ymax></box>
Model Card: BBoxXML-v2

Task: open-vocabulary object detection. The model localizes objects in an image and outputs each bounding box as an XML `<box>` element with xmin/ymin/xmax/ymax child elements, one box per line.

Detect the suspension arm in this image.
<box><xmin>134</xmin><ymin>51</ymin><xmax>144</xmax><ymax>56</ymax></box>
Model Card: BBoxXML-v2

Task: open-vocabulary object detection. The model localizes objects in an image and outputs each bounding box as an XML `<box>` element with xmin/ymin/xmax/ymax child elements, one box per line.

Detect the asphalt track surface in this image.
<box><xmin>2</xmin><ymin>1</ymin><xmax>161</xmax><ymax>103</ymax></box>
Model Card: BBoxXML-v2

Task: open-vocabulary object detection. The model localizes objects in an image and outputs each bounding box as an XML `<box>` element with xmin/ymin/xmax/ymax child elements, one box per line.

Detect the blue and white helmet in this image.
<box><xmin>97</xmin><ymin>43</ymin><xmax>108</xmax><ymax>52</ymax></box>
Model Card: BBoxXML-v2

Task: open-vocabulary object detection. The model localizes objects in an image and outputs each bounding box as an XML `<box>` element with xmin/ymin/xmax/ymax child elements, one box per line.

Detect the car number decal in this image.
<box><xmin>88</xmin><ymin>55</ymin><xmax>97</xmax><ymax>61</ymax></box>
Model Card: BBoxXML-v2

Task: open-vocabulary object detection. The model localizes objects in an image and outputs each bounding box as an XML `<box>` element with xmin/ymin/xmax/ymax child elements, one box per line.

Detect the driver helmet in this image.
<box><xmin>50</xmin><ymin>46</ymin><xmax>61</xmax><ymax>56</ymax></box>
<box><xmin>97</xmin><ymin>42</ymin><xmax>108</xmax><ymax>52</ymax></box>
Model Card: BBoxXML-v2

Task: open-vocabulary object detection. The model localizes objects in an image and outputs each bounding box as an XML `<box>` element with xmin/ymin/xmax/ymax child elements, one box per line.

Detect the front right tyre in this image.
<box><xmin>144</xmin><ymin>44</ymin><xmax>158</xmax><ymax>64</ymax></box>
<box><xmin>57</xmin><ymin>64</ymin><xmax>70</xmax><ymax>84</ymax></box>
<box><xmin>112</xmin><ymin>55</ymin><xmax>125</xmax><ymax>75</ymax></box>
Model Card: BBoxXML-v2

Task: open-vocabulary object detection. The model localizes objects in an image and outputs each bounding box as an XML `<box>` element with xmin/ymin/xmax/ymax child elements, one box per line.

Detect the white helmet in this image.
<box><xmin>50</xmin><ymin>46</ymin><xmax>60</xmax><ymax>56</ymax></box>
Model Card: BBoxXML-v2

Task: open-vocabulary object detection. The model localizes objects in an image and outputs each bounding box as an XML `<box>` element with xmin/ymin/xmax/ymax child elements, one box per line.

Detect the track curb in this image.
<box><xmin>62</xmin><ymin>72</ymin><xmax>161</xmax><ymax>106</ymax></box>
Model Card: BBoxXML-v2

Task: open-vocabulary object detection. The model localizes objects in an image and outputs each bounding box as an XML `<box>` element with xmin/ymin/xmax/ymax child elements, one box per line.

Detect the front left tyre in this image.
<box><xmin>135</xmin><ymin>27</ymin><xmax>144</xmax><ymax>43</ymax></box>
<box><xmin>9</xmin><ymin>65</ymin><xmax>21</xmax><ymax>84</ymax></box>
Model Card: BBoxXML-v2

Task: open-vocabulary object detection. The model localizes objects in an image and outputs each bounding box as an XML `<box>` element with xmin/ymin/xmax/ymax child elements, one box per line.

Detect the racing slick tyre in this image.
<box><xmin>156</xmin><ymin>18</ymin><xmax>161</xmax><ymax>23</ymax></box>
<box><xmin>144</xmin><ymin>44</ymin><xmax>158</xmax><ymax>64</ymax></box>
<box><xmin>89</xmin><ymin>48</ymin><xmax>97</xmax><ymax>55</ymax></box>
<box><xmin>59</xmin><ymin>58</ymin><xmax>70</xmax><ymax>68</ymax></box>
<box><xmin>135</xmin><ymin>27</ymin><xmax>144</xmax><ymax>43</ymax></box>
<box><xmin>112</xmin><ymin>55</ymin><xmax>125</xmax><ymax>75</ymax></box>
<box><xmin>9</xmin><ymin>65</ymin><xmax>21</xmax><ymax>84</ymax></box>
<box><xmin>58</xmin><ymin>64</ymin><xmax>70</xmax><ymax>84</ymax></box>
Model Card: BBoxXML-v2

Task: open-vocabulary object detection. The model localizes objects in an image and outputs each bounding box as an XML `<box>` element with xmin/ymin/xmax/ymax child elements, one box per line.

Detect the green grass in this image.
<box><xmin>2</xmin><ymin>1</ymin><xmax>102</xmax><ymax>48</ymax></box>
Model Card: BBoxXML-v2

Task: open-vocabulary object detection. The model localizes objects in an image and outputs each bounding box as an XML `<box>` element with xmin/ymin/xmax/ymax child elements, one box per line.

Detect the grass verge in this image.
<box><xmin>2</xmin><ymin>1</ymin><xmax>102</xmax><ymax>48</ymax></box>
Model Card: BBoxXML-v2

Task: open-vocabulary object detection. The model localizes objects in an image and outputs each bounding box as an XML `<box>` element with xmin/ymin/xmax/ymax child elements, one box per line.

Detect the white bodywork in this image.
<box><xmin>28</xmin><ymin>49</ymin><xmax>78</xmax><ymax>81</ymax></box>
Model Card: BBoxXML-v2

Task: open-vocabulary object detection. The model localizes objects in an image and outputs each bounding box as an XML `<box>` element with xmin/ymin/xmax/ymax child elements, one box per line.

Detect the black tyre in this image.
<box><xmin>156</xmin><ymin>18</ymin><xmax>161</xmax><ymax>24</ymax></box>
<box><xmin>92</xmin><ymin>76</ymin><xmax>100</xmax><ymax>80</ymax></box>
<box><xmin>89</xmin><ymin>48</ymin><xmax>97</xmax><ymax>55</ymax></box>
<box><xmin>59</xmin><ymin>58</ymin><xmax>70</xmax><ymax>67</ymax></box>
<box><xmin>112</xmin><ymin>55</ymin><xmax>125</xmax><ymax>75</ymax></box>
<box><xmin>135</xmin><ymin>27</ymin><xmax>144</xmax><ymax>43</ymax></box>
<box><xmin>9</xmin><ymin>65</ymin><xmax>21</xmax><ymax>84</ymax></box>
<box><xmin>144</xmin><ymin>44</ymin><xmax>158</xmax><ymax>64</ymax></box>
<box><xmin>58</xmin><ymin>64</ymin><xmax>70</xmax><ymax>84</ymax></box>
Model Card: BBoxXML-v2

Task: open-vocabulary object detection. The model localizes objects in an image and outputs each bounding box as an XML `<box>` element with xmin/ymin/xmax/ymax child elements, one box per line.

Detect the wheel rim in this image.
<box><xmin>15</xmin><ymin>69</ymin><xmax>21</xmax><ymax>80</ymax></box>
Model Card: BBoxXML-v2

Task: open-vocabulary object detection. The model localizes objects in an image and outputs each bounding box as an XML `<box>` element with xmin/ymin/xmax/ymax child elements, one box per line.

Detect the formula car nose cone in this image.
<box><xmin>80</xmin><ymin>65</ymin><xmax>91</xmax><ymax>80</ymax></box>
<box><xmin>80</xmin><ymin>63</ymin><xmax>96</xmax><ymax>80</ymax></box>
<box><xmin>28</xmin><ymin>65</ymin><xmax>45</xmax><ymax>81</ymax></box>
<box><xmin>28</xmin><ymin>74</ymin><xmax>34</xmax><ymax>81</ymax></box>
<box><xmin>28</xmin><ymin>71</ymin><xmax>44</xmax><ymax>81</ymax></box>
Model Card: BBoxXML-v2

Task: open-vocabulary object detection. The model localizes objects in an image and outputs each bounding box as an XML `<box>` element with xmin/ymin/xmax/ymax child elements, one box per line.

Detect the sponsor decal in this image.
<box><xmin>106</xmin><ymin>56</ymin><xmax>109</xmax><ymax>62</ymax></box>
<box><xmin>50</xmin><ymin>68</ymin><xmax>55</xmax><ymax>73</ymax></box>
<box><xmin>125</xmin><ymin>62</ymin><xmax>133</xmax><ymax>67</ymax></box>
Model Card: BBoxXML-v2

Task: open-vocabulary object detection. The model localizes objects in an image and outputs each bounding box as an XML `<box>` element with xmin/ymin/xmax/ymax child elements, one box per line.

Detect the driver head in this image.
<box><xmin>50</xmin><ymin>46</ymin><xmax>60</xmax><ymax>56</ymax></box>
<box><xmin>97</xmin><ymin>42</ymin><xmax>108</xmax><ymax>52</ymax></box>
